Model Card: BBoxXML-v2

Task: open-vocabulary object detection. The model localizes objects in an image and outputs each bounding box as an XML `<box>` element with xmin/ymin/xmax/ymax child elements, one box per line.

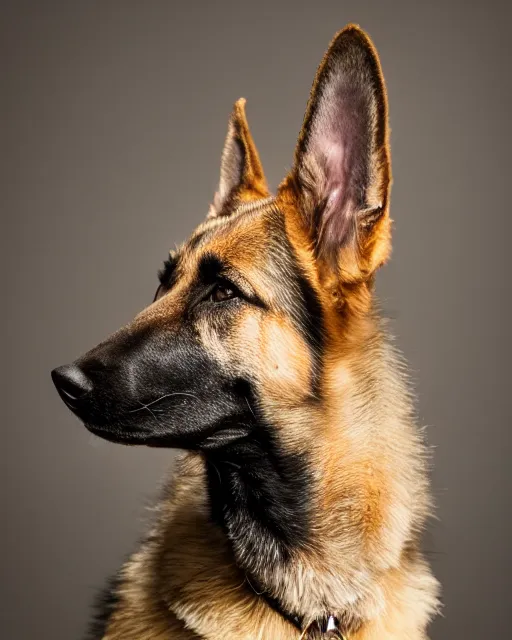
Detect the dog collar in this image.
<box><xmin>264</xmin><ymin>594</ymin><xmax>346</xmax><ymax>638</ymax></box>
<box><xmin>300</xmin><ymin>615</ymin><xmax>347</xmax><ymax>639</ymax></box>
<box><xmin>247</xmin><ymin>572</ymin><xmax>346</xmax><ymax>638</ymax></box>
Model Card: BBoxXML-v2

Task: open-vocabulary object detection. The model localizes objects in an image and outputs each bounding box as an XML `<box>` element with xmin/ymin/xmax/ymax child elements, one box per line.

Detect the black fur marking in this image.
<box><xmin>84</xmin><ymin>572</ymin><xmax>122</xmax><ymax>640</ymax></box>
<box><xmin>198</xmin><ymin>252</ymin><xmax>224</xmax><ymax>284</ymax></box>
<box><xmin>205</xmin><ymin>411</ymin><xmax>312</xmax><ymax>557</ymax></box>
<box><xmin>289</xmin><ymin>253</ymin><xmax>325</xmax><ymax>394</ymax></box>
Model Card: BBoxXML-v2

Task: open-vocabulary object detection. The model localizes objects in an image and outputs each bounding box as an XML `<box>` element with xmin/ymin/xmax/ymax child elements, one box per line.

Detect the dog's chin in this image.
<box><xmin>82</xmin><ymin>420</ymin><xmax>252</xmax><ymax>450</ymax></box>
<box><xmin>83</xmin><ymin>423</ymin><xmax>160</xmax><ymax>446</ymax></box>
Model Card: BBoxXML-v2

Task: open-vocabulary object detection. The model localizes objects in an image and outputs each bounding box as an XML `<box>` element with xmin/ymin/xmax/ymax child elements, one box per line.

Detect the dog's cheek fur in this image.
<box><xmin>239</xmin><ymin>313</ymin><xmax>314</xmax><ymax>402</ymax></box>
<box><xmin>197</xmin><ymin>302</ymin><xmax>315</xmax><ymax>408</ymax></box>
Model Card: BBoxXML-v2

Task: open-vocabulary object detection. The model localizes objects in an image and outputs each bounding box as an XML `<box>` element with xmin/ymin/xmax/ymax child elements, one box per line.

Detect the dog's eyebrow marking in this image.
<box><xmin>198</xmin><ymin>252</ymin><xmax>224</xmax><ymax>283</ymax></box>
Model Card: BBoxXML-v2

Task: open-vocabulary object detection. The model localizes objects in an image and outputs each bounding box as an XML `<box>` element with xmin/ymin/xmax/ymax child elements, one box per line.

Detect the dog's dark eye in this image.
<box><xmin>210</xmin><ymin>283</ymin><xmax>238</xmax><ymax>303</ymax></box>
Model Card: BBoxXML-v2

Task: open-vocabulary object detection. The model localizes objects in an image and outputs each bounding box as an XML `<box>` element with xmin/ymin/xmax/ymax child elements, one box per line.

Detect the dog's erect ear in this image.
<box><xmin>279</xmin><ymin>25</ymin><xmax>392</xmax><ymax>283</ymax></box>
<box><xmin>208</xmin><ymin>98</ymin><xmax>269</xmax><ymax>218</ymax></box>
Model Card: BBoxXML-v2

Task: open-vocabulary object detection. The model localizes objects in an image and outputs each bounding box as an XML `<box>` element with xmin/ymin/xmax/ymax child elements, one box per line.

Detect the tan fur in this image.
<box><xmin>93</xmin><ymin>24</ymin><xmax>439</xmax><ymax>640</ymax></box>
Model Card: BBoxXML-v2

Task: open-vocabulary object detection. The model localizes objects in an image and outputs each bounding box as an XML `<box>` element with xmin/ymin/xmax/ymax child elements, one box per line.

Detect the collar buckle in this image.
<box><xmin>300</xmin><ymin>615</ymin><xmax>347</xmax><ymax>639</ymax></box>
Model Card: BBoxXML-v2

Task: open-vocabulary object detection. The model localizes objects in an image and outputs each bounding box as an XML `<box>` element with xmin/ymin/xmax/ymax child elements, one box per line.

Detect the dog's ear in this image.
<box><xmin>208</xmin><ymin>98</ymin><xmax>269</xmax><ymax>218</ymax></box>
<box><xmin>279</xmin><ymin>25</ymin><xmax>391</xmax><ymax>283</ymax></box>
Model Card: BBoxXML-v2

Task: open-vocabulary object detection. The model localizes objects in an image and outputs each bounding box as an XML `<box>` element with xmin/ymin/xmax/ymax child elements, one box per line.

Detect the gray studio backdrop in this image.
<box><xmin>3</xmin><ymin>1</ymin><xmax>511</xmax><ymax>638</ymax></box>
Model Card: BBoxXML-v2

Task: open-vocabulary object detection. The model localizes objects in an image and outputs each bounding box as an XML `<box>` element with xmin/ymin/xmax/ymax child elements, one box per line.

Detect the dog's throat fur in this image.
<box><xmin>205</xmin><ymin>423</ymin><xmax>312</xmax><ymax>553</ymax></box>
<box><xmin>203</xmin><ymin>426</ymin><xmax>316</xmax><ymax>633</ymax></box>
<box><xmin>204</xmin><ymin>423</ymin><xmax>312</xmax><ymax>592</ymax></box>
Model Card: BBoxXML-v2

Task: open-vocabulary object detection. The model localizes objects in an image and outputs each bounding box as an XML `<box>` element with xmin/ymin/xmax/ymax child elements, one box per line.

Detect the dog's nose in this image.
<box><xmin>51</xmin><ymin>364</ymin><xmax>93</xmax><ymax>408</ymax></box>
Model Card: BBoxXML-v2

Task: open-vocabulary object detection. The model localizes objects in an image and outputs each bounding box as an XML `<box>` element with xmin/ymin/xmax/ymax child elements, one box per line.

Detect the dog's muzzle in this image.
<box><xmin>50</xmin><ymin>323</ymin><xmax>255</xmax><ymax>449</ymax></box>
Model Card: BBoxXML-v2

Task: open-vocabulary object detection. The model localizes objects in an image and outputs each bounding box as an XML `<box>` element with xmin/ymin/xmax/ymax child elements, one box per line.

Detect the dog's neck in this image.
<box><xmin>203</xmin><ymin>319</ymin><xmax>429</xmax><ymax>631</ymax></box>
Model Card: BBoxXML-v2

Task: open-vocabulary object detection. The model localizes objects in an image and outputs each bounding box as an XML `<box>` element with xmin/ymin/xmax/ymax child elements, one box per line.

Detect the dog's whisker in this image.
<box><xmin>245</xmin><ymin>396</ymin><xmax>256</xmax><ymax>419</ymax></box>
<box><xmin>208</xmin><ymin>460</ymin><xmax>222</xmax><ymax>485</ymax></box>
<box><xmin>145</xmin><ymin>405</ymin><xmax>165</xmax><ymax>429</ymax></box>
<box><xmin>127</xmin><ymin>391</ymin><xmax>199</xmax><ymax>414</ymax></box>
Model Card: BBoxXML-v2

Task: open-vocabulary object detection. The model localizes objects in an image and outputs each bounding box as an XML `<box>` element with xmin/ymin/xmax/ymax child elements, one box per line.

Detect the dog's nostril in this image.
<box><xmin>51</xmin><ymin>364</ymin><xmax>93</xmax><ymax>404</ymax></box>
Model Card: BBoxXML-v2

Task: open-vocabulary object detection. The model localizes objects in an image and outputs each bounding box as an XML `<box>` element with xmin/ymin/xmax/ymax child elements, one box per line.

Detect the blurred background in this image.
<box><xmin>3</xmin><ymin>1</ymin><xmax>511</xmax><ymax>638</ymax></box>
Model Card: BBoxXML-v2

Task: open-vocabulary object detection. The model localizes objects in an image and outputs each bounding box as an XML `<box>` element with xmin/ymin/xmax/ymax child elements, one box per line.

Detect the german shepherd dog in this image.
<box><xmin>52</xmin><ymin>25</ymin><xmax>440</xmax><ymax>640</ymax></box>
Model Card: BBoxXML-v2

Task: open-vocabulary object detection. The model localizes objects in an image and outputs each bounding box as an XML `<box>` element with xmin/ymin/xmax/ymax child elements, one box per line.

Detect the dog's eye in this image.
<box><xmin>210</xmin><ymin>283</ymin><xmax>238</xmax><ymax>303</ymax></box>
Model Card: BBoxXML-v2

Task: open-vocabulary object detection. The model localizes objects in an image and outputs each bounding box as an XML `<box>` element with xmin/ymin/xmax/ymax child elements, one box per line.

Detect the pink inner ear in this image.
<box><xmin>313</xmin><ymin>115</ymin><xmax>362</xmax><ymax>252</ymax></box>
<box><xmin>290</xmin><ymin>28</ymin><xmax>389</xmax><ymax>262</ymax></box>
<box><xmin>300</xmin><ymin>56</ymin><xmax>374</xmax><ymax>254</ymax></box>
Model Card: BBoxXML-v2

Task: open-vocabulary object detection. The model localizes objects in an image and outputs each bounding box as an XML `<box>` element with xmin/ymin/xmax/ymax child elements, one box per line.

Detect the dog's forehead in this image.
<box><xmin>181</xmin><ymin>198</ymin><xmax>281</xmax><ymax>272</ymax></box>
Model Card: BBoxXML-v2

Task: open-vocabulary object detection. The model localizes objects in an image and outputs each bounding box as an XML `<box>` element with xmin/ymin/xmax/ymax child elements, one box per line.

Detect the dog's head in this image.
<box><xmin>52</xmin><ymin>25</ymin><xmax>391</xmax><ymax>451</ymax></box>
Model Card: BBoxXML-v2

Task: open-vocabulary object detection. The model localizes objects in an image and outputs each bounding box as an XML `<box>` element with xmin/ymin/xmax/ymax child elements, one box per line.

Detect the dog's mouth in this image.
<box><xmin>51</xmin><ymin>370</ymin><xmax>255</xmax><ymax>450</ymax></box>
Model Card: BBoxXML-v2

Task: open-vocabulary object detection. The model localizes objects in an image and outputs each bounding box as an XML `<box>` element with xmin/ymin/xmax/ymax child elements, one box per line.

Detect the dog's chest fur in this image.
<box><xmin>100</xmin><ymin>451</ymin><xmax>438</xmax><ymax>640</ymax></box>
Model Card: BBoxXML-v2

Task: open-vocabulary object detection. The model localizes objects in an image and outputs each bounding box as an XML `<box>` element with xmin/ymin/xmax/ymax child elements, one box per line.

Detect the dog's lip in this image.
<box><xmin>82</xmin><ymin>421</ymin><xmax>251</xmax><ymax>450</ymax></box>
<box><xmin>82</xmin><ymin>422</ymin><xmax>201</xmax><ymax>448</ymax></box>
<box><xmin>83</xmin><ymin>423</ymin><xmax>150</xmax><ymax>445</ymax></box>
